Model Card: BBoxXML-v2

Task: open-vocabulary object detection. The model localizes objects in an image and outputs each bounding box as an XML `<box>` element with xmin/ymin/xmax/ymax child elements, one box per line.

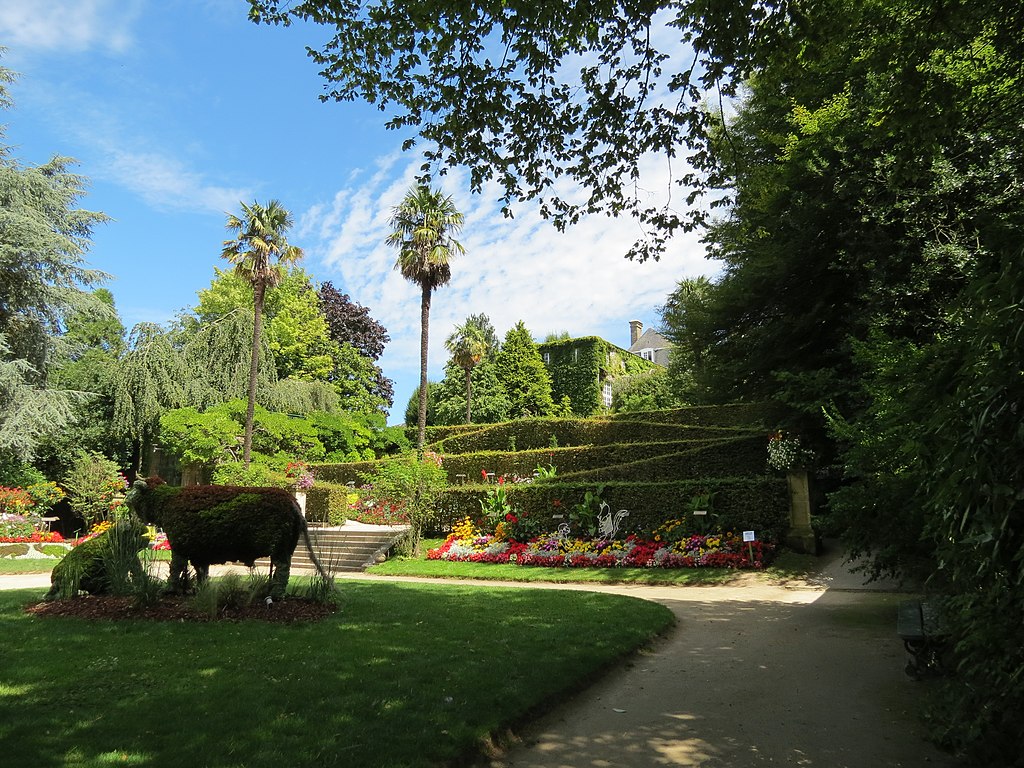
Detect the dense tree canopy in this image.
<box><xmin>0</xmin><ymin>61</ymin><xmax>111</xmax><ymax>464</ymax></box>
<box><xmin>318</xmin><ymin>281</ymin><xmax>390</xmax><ymax>361</ymax></box>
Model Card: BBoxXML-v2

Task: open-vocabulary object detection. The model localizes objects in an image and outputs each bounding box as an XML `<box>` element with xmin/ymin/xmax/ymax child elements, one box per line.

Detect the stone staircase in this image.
<box><xmin>259</xmin><ymin>526</ymin><xmax>408</xmax><ymax>574</ymax></box>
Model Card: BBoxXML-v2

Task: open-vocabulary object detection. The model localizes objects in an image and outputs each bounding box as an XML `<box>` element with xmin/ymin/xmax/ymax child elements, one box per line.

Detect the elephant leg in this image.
<box><xmin>194</xmin><ymin>563</ymin><xmax>210</xmax><ymax>586</ymax></box>
<box><xmin>269</xmin><ymin>556</ymin><xmax>291</xmax><ymax>599</ymax></box>
<box><xmin>168</xmin><ymin>553</ymin><xmax>189</xmax><ymax>593</ymax></box>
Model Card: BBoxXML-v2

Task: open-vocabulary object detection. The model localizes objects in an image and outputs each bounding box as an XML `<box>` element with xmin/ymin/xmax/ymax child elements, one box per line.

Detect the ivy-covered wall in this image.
<box><xmin>536</xmin><ymin>336</ymin><xmax>658</xmax><ymax>417</ymax></box>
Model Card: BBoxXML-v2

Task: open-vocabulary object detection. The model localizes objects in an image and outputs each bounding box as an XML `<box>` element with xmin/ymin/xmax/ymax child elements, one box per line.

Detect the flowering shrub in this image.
<box><xmin>285</xmin><ymin>461</ymin><xmax>315</xmax><ymax>490</ymax></box>
<box><xmin>428</xmin><ymin>518</ymin><xmax>773</xmax><ymax>569</ymax></box>
<box><xmin>766</xmin><ymin>430</ymin><xmax>815</xmax><ymax>471</ymax></box>
<box><xmin>347</xmin><ymin>494</ymin><xmax>410</xmax><ymax>525</ymax></box>
<box><xmin>0</xmin><ymin>513</ymin><xmax>65</xmax><ymax>543</ymax></box>
<box><xmin>0</xmin><ymin>486</ymin><xmax>34</xmax><ymax>515</ymax></box>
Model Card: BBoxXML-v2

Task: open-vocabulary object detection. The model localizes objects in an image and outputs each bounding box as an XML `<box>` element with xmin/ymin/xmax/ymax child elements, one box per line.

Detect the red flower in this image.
<box><xmin>552</xmin><ymin>499</ymin><xmax>562</xmax><ymax>507</ymax></box>
<box><xmin>505</xmin><ymin>513</ymin><xmax>518</xmax><ymax>523</ymax></box>
<box><xmin>481</xmin><ymin>469</ymin><xmax>488</xmax><ymax>478</ymax></box>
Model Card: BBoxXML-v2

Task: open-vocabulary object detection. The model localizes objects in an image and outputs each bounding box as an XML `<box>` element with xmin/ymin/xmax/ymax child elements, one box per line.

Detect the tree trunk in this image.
<box><xmin>464</xmin><ymin>367</ymin><xmax>473</xmax><ymax>423</ymax></box>
<box><xmin>417</xmin><ymin>284</ymin><xmax>431</xmax><ymax>448</ymax></box>
<box><xmin>244</xmin><ymin>282</ymin><xmax>266</xmax><ymax>467</ymax></box>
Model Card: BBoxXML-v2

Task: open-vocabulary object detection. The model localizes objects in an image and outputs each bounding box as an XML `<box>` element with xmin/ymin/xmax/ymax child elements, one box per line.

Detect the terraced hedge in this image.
<box><xmin>312</xmin><ymin>404</ymin><xmax>791</xmax><ymax>543</ymax></box>
<box><xmin>417</xmin><ymin>403</ymin><xmax>780</xmax><ymax>444</ymax></box>
<box><xmin>431</xmin><ymin>477</ymin><xmax>790</xmax><ymax>543</ymax></box>
<box><xmin>304</xmin><ymin>482</ymin><xmax>353</xmax><ymax>526</ymax></box>
<box><xmin>428</xmin><ymin>418</ymin><xmax>753</xmax><ymax>454</ymax></box>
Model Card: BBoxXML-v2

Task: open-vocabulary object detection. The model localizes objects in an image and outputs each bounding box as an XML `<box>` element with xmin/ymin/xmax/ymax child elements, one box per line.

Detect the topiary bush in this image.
<box><xmin>45</xmin><ymin>519</ymin><xmax>149</xmax><ymax>600</ymax></box>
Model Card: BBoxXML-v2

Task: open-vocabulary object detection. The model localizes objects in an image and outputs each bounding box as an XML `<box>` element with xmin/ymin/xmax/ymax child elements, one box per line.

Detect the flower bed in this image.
<box><xmin>428</xmin><ymin>524</ymin><xmax>773</xmax><ymax>570</ymax></box>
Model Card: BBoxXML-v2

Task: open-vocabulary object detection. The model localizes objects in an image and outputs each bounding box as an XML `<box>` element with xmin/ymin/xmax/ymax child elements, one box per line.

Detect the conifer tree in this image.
<box><xmin>494</xmin><ymin>322</ymin><xmax>554</xmax><ymax>418</ymax></box>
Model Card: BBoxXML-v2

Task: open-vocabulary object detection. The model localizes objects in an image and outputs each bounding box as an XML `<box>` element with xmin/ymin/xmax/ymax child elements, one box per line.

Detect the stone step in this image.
<box><xmin>256</xmin><ymin>527</ymin><xmax>406</xmax><ymax>574</ymax></box>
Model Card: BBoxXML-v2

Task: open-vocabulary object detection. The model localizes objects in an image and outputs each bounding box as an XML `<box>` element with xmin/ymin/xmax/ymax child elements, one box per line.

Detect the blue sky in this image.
<box><xmin>0</xmin><ymin>0</ymin><xmax>714</xmax><ymax>423</ymax></box>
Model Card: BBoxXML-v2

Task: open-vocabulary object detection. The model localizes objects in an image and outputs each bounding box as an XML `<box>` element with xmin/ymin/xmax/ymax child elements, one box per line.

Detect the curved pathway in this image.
<box><xmin>2</xmin><ymin>545</ymin><xmax>955</xmax><ymax>767</ymax></box>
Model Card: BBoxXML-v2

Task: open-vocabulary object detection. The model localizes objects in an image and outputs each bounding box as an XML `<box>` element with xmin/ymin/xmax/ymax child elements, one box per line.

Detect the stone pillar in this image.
<box><xmin>785</xmin><ymin>470</ymin><xmax>818</xmax><ymax>554</ymax></box>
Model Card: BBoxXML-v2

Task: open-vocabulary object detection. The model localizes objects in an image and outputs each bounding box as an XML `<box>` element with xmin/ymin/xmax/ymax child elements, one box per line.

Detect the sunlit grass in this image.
<box><xmin>0</xmin><ymin>580</ymin><xmax>672</xmax><ymax>768</ymax></box>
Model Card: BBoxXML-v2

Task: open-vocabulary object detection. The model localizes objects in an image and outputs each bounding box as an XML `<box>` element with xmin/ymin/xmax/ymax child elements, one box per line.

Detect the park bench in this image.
<box><xmin>897</xmin><ymin>599</ymin><xmax>949</xmax><ymax>679</ymax></box>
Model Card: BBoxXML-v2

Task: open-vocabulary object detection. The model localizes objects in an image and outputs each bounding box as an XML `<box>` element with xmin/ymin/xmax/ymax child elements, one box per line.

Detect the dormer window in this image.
<box><xmin>641</xmin><ymin>349</ymin><xmax>654</xmax><ymax>361</ymax></box>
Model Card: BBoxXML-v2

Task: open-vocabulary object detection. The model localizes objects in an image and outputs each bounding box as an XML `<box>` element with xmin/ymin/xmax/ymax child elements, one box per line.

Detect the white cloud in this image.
<box><xmin>302</xmin><ymin>152</ymin><xmax>716</xmax><ymax>419</ymax></box>
<box><xmin>103</xmin><ymin>147</ymin><xmax>253</xmax><ymax>215</ymax></box>
<box><xmin>0</xmin><ymin>0</ymin><xmax>142</xmax><ymax>54</ymax></box>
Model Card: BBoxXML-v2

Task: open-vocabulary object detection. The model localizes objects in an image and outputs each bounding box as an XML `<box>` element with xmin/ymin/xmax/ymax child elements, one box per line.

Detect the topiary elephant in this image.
<box><xmin>124</xmin><ymin>476</ymin><xmax>330</xmax><ymax>598</ymax></box>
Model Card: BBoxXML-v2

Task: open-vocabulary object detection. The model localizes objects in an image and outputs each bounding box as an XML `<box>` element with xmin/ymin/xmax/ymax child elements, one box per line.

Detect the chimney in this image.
<box><xmin>629</xmin><ymin>320</ymin><xmax>643</xmax><ymax>346</ymax></box>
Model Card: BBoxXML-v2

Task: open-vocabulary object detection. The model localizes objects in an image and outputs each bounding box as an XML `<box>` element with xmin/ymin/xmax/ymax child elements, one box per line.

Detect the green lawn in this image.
<box><xmin>1</xmin><ymin>580</ymin><xmax>673</xmax><ymax>768</ymax></box>
<box><xmin>367</xmin><ymin>539</ymin><xmax>822</xmax><ymax>586</ymax></box>
<box><xmin>0</xmin><ymin>558</ymin><xmax>58</xmax><ymax>574</ymax></box>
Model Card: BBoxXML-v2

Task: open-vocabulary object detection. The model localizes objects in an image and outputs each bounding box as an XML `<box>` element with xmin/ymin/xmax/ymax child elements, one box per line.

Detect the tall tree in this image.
<box><xmin>221</xmin><ymin>200</ymin><xmax>303</xmax><ymax>466</ymax></box>
<box><xmin>659</xmin><ymin>276</ymin><xmax>713</xmax><ymax>404</ymax></box>
<box><xmin>444</xmin><ymin>320</ymin><xmax>489</xmax><ymax>423</ymax></box>
<box><xmin>494</xmin><ymin>321</ymin><xmax>554</xmax><ymax>418</ymax></box>
<box><xmin>0</xmin><ymin>60</ymin><xmax>110</xmax><ymax>463</ymax></box>
<box><xmin>386</xmin><ymin>185</ymin><xmax>465</xmax><ymax>446</ymax></box>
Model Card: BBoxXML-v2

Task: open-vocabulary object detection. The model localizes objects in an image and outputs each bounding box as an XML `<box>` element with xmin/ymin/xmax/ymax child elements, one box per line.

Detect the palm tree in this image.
<box><xmin>445</xmin><ymin>321</ymin><xmax>488</xmax><ymax>423</ymax></box>
<box><xmin>387</xmin><ymin>185</ymin><xmax>466</xmax><ymax>447</ymax></box>
<box><xmin>222</xmin><ymin>200</ymin><xmax>303</xmax><ymax>467</ymax></box>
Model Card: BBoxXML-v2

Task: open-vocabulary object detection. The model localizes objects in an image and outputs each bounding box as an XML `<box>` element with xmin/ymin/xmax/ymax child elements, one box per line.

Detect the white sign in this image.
<box><xmin>693</xmin><ymin>510</ymin><xmax>707</xmax><ymax>516</ymax></box>
<box><xmin>742</xmin><ymin>530</ymin><xmax>756</xmax><ymax>542</ymax></box>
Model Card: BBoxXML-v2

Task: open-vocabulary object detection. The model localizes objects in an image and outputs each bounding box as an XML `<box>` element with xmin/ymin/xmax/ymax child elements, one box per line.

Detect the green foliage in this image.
<box><xmin>127</xmin><ymin>481</ymin><xmax>306</xmax><ymax>598</ymax></box>
<box><xmin>659</xmin><ymin>277</ymin><xmax>714</xmax><ymax>404</ymax></box>
<box><xmin>433</xmin><ymin>359</ymin><xmax>510</xmax><ymax>426</ymax></box>
<box><xmin>111</xmin><ymin>323</ymin><xmax>188</xmax><ymax>468</ymax></box>
<box><xmin>360</xmin><ymin>451</ymin><xmax>448</xmax><ymax>555</ymax></box>
<box><xmin>45</xmin><ymin>519</ymin><xmax>148</xmax><ymax>599</ymax></box>
<box><xmin>304</xmin><ymin>481</ymin><xmax>353</xmax><ymax>526</ymax></box>
<box><xmin>62</xmin><ymin>451</ymin><xmax>127</xmax><ymax>529</ymax></box>
<box><xmin>159</xmin><ymin>400</ymin><xmax>401</xmax><ymax>478</ymax></box>
<box><xmin>494</xmin><ymin>321</ymin><xmax>555</xmax><ymax>417</ymax></box>
<box><xmin>611</xmin><ymin>367</ymin><xmax>681</xmax><ymax>413</ymax></box>
<box><xmin>536</xmin><ymin>337</ymin><xmax>606</xmax><ymax>416</ymax></box>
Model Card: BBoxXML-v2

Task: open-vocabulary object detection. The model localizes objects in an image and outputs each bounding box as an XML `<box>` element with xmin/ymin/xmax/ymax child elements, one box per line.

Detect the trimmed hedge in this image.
<box><xmin>610</xmin><ymin>403</ymin><xmax>783</xmax><ymax>429</ymax></box>
<box><xmin>417</xmin><ymin>403</ymin><xmax>781</xmax><ymax>444</ymax></box>
<box><xmin>436</xmin><ymin>436</ymin><xmax>764</xmax><ymax>483</ymax></box>
<box><xmin>429</xmin><ymin>418</ymin><xmax>756</xmax><ymax>454</ymax></box>
<box><xmin>304</xmin><ymin>482</ymin><xmax>353</xmax><ymax>526</ymax></box>
<box><xmin>553</xmin><ymin>436</ymin><xmax>768</xmax><ymax>482</ymax></box>
<box><xmin>429</xmin><ymin>477</ymin><xmax>789</xmax><ymax>543</ymax></box>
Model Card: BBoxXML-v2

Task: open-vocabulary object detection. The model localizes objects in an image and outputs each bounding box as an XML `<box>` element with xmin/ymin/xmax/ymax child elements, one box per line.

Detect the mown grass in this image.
<box><xmin>367</xmin><ymin>538</ymin><xmax>823</xmax><ymax>586</ymax></box>
<box><xmin>0</xmin><ymin>558</ymin><xmax>58</xmax><ymax>574</ymax></box>
<box><xmin>0</xmin><ymin>580</ymin><xmax>673</xmax><ymax>768</ymax></box>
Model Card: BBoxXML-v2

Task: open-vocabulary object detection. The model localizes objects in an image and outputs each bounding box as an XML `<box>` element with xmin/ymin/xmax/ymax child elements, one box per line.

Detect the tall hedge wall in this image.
<box><xmin>429</xmin><ymin>477</ymin><xmax>789</xmax><ymax>542</ymax></box>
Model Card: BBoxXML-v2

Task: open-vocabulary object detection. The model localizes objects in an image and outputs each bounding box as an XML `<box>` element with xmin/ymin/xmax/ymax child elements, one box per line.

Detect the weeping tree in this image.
<box><xmin>386</xmin><ymin>185</ymin><xmax>465</xmax><ymax>446</ymax></box>
<box><xmin>221</xmin><ymin>200</ymin><xmax>303</xmax><ymax>467</ymax></box>
<box><xmin>111</xmin><ymin>323</ymin><xmax>188</xmax><ymax>474</ymax></box>
<box><xmin>181</xmin><ymin>308</ymin><xmax>277</xmax><ymax>409</ymax></box>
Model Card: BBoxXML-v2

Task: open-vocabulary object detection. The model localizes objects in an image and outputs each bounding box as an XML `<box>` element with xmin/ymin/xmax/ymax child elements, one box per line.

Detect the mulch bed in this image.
<box><xmin>25</xmin><ymin>594</ymin><xmax>337</xmax><ymax>623</ymax></box>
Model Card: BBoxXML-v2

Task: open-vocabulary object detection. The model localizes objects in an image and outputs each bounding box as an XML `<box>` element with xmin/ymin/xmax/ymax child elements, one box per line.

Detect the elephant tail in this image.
<box><xmin>295</xmin><ymin>498</ymin><xmax>333</xmax><ymax>585</ymax></box>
